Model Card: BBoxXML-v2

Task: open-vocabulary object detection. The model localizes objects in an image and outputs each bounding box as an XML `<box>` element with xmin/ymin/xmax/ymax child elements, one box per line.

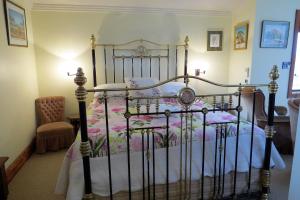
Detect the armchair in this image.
<box><xmin>241</xmin><ymin>88</ymin><xmax>293</xmax><ymax>154</ymax></box>
<box><xmin>35</xmin><ymin>96</ymin><xmax>74</xmax><ymax>153</ymax></box>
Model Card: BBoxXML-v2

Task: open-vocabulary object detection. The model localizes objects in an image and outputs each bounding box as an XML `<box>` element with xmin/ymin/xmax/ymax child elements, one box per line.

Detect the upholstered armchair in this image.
<box><xmin>35</xmin><ymin>96</ymin><xmax>74</xmax><ymax>154</ymax></box>
<box><xmin>288</xmin><ymin>98</ymin><xmax>300</xmax><ymax>147</ymax></box>
<box><xmin>241</xmin><ymin>88</ymin><xmax>293</xmax><ymax>154</ymax></box>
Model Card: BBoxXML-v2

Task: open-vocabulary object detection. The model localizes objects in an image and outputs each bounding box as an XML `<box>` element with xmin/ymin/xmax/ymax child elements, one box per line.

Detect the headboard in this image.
<box><xmin>90</xmin><ymin>35</ymin><xmax>189</xmax><ymax>86</ymax></box>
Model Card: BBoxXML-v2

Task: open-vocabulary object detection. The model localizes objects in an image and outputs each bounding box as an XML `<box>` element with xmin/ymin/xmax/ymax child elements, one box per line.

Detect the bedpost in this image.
<box><xmin>91</xmin><ymin>34</ymin><xmax>97</xmax><ymax>87</ymax></box>
<box><xmin>74</xmin><ymin>68</ymin><xmax>94</xmax><ymax>200</ymax></box>
<box><xmin>261</xmin><ymin>65</ymin><xmax>279</xmax><ymax>200</ymax></box>
<box><xmin>184</xmin><ymin>36</ymin><xmax>189</xmax><ymax>83</ymax></box>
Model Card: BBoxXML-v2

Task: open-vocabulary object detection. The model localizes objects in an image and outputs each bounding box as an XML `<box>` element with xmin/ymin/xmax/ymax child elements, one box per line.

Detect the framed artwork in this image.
<box><xmin>234</xmin><ymin>22</ymin><xmax>249</xmax><ymax>50</ymax></box>
<box><xmin>3</xmin><ymin>0</ymin><xmax>28</xmax><ymax>47</ymax></box>
<box><xmin>207</xmin><ymin>31</ymin><xmax>223</xmax><ymax>51</ymax></box>
<box><xmin>260</xmin><ymin>20</ymin><xmax>290</xmax><ymax>48</ymax></box>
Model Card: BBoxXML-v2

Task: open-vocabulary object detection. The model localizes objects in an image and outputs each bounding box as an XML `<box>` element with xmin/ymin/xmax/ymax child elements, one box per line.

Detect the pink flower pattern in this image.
<box><xmin>67</xmin><ymin>98</ymin><xmax>265</xmax><ymax>160</ymax></box>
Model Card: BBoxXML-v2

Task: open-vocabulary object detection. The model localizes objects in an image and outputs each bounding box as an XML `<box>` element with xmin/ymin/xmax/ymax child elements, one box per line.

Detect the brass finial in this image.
<box><xmin>269</xmin><ymin>65</ymin><xmax>279</xmax><ymax>81</ymax></box>
<box><xmin>82</xmin><ymin>193</ymin><xmax>94</xmax><ymax>200</ymax></box>
<box><xmin>268</xmin><ymin>65</ymin><xmax>279</xmax><ymax>94</ymax></box>
<box><xmin>91</xmin><ymin>34</ymin><xmax>96</xmax><ymax>49</ymax></box>
<box><xmin>184</xmin><ymin>36</ymin><xmax>189</xmax><ymax>48</ymax></box>
<box><xmin>74</xmin><ymin>67</ymin><xmax>87</xmax><ymax>101</ymax></box>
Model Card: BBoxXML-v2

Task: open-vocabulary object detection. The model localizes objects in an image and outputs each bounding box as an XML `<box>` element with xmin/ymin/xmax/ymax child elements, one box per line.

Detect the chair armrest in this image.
<box><xmin>257</xmin><ymin>116</ymin><xmax>290</xmax><ymax>123</ymax></box>
<box><xmin>274</xmin><ymin>106</ymin><xmax>287</xmax><ymax>116</ymax></box>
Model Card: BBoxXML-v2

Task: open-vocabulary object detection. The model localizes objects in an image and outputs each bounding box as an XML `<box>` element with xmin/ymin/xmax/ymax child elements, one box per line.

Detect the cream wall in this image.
<box><xmin>31</xmin><ymin>11</ymin><xmax>232</xmax><ymax>115</ymax></box>
<box><xmin>0</xmin><ymin>0</ymin><xmax>39</xmax><ymax>166</ymax></box>
<box><xmin>228</xmin><ymin>0</ymin><xmax>256</xmax><ymax>85</ymax></box>
<box><xmin>250</xmin><ymin>0</ymin><xmax>300</xmax><ymax>107</ymax></box>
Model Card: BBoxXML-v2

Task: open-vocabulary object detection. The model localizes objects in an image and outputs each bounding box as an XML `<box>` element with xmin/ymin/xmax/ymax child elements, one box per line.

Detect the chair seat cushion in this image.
<box><xmin>36</xmin><ymin>122</ymin><xmax>74</xmax><ymax>153</ymax></box>
<box><xmin>37</xmin><ymin>122</ymin><xmax>73</xmax><ymax>136</ymax></box>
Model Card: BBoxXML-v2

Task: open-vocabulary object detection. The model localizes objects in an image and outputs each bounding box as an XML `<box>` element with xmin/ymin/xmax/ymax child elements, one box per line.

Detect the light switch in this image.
<box><xmin>282</xmin><ymin>62</ymin><xmax>291</xmax><ymax>69</ymax></box>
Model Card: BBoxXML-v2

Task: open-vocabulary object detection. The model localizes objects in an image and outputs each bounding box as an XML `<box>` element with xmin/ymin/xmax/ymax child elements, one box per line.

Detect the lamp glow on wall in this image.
<box><xmin>58</xmin><ymin>60</ymin><xmax>80</xmax><ymax>78</ymax></box>
<box><xmin>57</xmin><ymin>51</ymin><xmax>81</xmax><ymax>79</ymax></box>
<box><xmin>190</xmin><ymin>60</ymin><xmax>209</xmax><ymax>77</ymax></box>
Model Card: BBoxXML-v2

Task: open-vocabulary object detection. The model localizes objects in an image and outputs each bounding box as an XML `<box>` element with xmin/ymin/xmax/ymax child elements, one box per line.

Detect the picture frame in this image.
<box><xmin>3</xmin><ymin>0</ymin><xmax>28</xmax><ymax>47</ymax></box>
<box><xmin>207</xmin><ymin>31</ymin><xmax>223</xmax><ymax>51</ymax></box>
<box><xmin>260</xmin><ymin>20</ymin><xmax>290</xmax><ymax>48</ymax></box>
<box><xmin>234</xmin><ymin>22</ymin><xmax>249</xmax><ymax>50</ymax></box>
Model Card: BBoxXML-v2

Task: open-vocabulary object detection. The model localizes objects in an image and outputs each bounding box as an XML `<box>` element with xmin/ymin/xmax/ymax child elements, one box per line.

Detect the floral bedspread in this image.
<box><xmin>67</xmin><ymin>98</ymin><xmax>264</xmax><ymax>160</ymax></box>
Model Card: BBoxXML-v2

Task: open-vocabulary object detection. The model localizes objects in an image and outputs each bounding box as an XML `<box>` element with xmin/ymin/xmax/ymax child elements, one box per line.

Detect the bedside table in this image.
<box><xmin>0</xmin><ymin>157</ymin><xmax>9</xmax><ymax>200</ymax></box>
<box><xmin>67</xmin><ymin>114</ymin><xmax>80</xmax><ymax>137</ymax></box>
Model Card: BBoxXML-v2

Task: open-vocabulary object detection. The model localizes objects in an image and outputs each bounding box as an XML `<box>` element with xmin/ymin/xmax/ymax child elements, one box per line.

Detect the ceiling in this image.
<box><xmin>32</xmin><ymin>0</ymin><xmax>247</xmax><ymax>13</ymax></box>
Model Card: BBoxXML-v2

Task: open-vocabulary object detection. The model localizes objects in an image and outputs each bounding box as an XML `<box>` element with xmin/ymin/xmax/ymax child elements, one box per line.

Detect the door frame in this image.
<box><xmin>288</xmin><ymin>10</ymin><xmax>300</xmax><ymax>98</ymax></box>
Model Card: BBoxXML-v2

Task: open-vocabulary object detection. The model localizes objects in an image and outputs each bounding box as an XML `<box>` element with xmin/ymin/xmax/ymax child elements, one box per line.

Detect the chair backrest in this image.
<box><xmin>241</xmin><ymin>88</ymin><xmax>267</xmax><ymax>124</ymax></box>
<box><xmin>288</xmin><ymin>98</ymin><xmax>300</xmax><ymax>144</ymax></box>
<box><xmin>35</xmin><ymin>96</ymin><xmax>65</xmax><ymax>126</ymax></box>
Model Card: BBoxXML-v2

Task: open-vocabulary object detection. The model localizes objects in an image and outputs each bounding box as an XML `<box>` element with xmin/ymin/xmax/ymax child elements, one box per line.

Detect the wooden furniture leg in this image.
<box><xmin>0</xmin><ymin>157</ymin><xmax>9</xmax><ymax>200</ymax></box>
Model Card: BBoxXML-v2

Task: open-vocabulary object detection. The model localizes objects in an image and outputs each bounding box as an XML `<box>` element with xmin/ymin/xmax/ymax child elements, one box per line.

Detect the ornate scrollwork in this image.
<box><xmin>178</xmin><ymin>87</ymin><xmax>196</xmax><ymax>107</ymax></box>
<box><xmin>202</xmin><ymin>107</ymin><xmax>208</xmax><ymax>114</ymax></box>
<box><xmin>184</xmin><ymin>36</ymin><xmax>189</xmax><ymax>49</ymax></box>
<box><xmin>83</xmin><ymin>193</ymin><xmax>94</xmax><ymax>200</ymax></box>
<box><xmin>268</xmin><ymin>65</ymin><xmax>279</xmax><ymax>94</ymax></box>
<box><xmin>124</xmin><ymin>112</ymin><xmax>131</xmax><ymax>119</ymax></box>
<box><xmin>212</xmin><ymin>96</ymin><xmax>217</xmax><ymax>109</ymax></box>
<box><xmin>195</xmin><ymin>97</ymin><xmax>203</xmax><ymax>103</ymax></box>
<box><xmin>134</xmin><ymin>45</ymin><xmax>148</xmax><ymax>57</ymax></box>
<box><xmin>261</xmin><ymin>169</ymin><xmax>271</xmax><ymax>188</ymax></box>
<box><xmin>80</xmin><ymin>141</ymin><xmax>91</xmax><ymax>157</ymax></box>
<box><xmin>90</xmin><ymin>34</ymin><xmax>96</xmax><ymax>49</ymax></box>
<box><xmin>236</xmin><ymin>106</ymin><xmax>243</xmax><ymax>112</ymax></box>
<box><xmin>261</xmin><ymin>193</ymin><xmax>269</xmax><ymax>200</ymax></box>
<box><xmin>74</xmin><ymin>68</ymin><xmax>87</xmax><ymax>102</ymax></box>
<box><xmin>265</xmin><ymin>125</ymin><xmax>275</xmax><ymax>138</ymax></box>
<box><xmin>164</xmin><ymin>109</ymin><xmax>171</xmax><ymax>117</ymax></box>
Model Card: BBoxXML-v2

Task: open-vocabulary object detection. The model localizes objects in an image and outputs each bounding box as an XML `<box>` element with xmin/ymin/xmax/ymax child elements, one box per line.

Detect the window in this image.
<box><xmin>292</xmin><ymin>32</ymin><xmax>300</xmax><ymax>91</ymax></box>
<box><xmin>288</xmin><ymin>10</ymin><xmax>300</xmax><ymax>97</ymax></box>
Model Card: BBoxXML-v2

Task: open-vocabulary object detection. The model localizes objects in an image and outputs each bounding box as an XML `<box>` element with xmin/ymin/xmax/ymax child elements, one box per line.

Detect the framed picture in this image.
<box><xmin>207</xmin><ymin>31</ymin><xmax>223</xmax><ymax>51</ymax></box>
<box><xmin>260</xmin><ymin>20</ymin><xmax>290</xmax><ymax>48</ymax></box>
<box><xmin>234</xmin><ymin>22</ymin><xmax>249</xmax><ymax>50</ymax></box>
<box><xmin>3</xmin><ymin>0</ymin><xmax>28</xmax><ymax>47</ymax></box>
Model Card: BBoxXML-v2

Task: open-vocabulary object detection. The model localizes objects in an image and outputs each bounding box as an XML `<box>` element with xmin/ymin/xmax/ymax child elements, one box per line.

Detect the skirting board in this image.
<box><xmin>6</xmin><ymin>139</ymin><xmax>35</xmax><ymax>183</ymax></box>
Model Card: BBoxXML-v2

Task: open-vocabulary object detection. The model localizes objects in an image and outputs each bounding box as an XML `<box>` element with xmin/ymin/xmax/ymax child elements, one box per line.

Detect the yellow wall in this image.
<box><xmin>31</xmin><ymin>11</ymin><xmax>232</xmax><ymax>115</ymax></box>
<box><xmin>0</xmin><ymin>0</ymin><xmax>39</xmax><ymax>166</ymax></box>
<box><xmin>228</xmin><ymin>0</ymin><xmax>256</xmax><ymax>85</ymax></box>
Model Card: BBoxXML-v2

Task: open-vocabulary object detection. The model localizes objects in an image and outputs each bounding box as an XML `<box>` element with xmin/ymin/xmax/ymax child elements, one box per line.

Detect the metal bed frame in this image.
<box><xmin>73</xmin><ymin>35</ymin><xmax>279</xmax><ymax>200</ymax></box>
<box><xmin>90</xmin><ymin>34</ymin><xmax>185</xmax><ymax>86</ymax></box>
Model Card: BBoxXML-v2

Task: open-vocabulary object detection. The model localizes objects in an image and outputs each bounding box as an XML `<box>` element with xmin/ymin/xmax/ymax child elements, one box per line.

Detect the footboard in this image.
<box><xmin>74</xmin><ymin>40</ymin><xmax>279</xmax><ymax>200</ymax></box>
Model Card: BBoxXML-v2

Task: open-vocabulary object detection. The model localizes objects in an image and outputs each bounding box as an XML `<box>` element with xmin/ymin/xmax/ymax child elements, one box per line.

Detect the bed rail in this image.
<box><xmin>75</xmin><ymin>38</ymin><xmax>279</xmax><ymax>200</ymax></box>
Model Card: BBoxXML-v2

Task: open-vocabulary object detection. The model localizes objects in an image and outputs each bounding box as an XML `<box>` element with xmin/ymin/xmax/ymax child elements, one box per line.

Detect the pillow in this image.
<box><xmin>159</xmin><ymin>81</ymin><xmax>186</xmax><ymax>96</ymax></box>
<box><xmin>125</xmin><ymin>77</ymin><xmax>159</xmax><ymax>88</ymax></box>
<box><xmin>94</xmin><ymin>83</ymin><xmax>127</xmax><ymax>98</ymax></box>
<box><xmin>125</xmin><ymin>77</ymin><xmax>160</xmax><ymax>98</ymax></box>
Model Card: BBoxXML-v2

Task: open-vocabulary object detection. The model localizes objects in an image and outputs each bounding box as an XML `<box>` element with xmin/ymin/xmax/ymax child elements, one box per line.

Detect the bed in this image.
<box><xmin>55</xmin><ymin>35</ymin><xmax>284</xmax><ymax>200</ymax></box>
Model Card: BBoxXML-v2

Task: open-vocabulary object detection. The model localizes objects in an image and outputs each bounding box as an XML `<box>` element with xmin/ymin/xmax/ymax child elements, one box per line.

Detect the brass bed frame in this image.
<box><xmin>73</xmin><ymin>35</ymin><xmax>279</xmax><ymax>200</ymax></box>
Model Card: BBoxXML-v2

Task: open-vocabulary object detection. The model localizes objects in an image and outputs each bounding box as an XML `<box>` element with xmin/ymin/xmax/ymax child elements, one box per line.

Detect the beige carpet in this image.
<box><xmin>7</xmin><ymin>150</ymin><xmax>292</xmax><ymax>200</ymax></box>
<box><xmin>8</xmin><ymin>150</ymin><xmax>66</xmax><ymax>200</ymax></box>
<box><xmin>270</xmin><ymin>154</ymin><xmax>293</xmax><ymax>200</ymax></box>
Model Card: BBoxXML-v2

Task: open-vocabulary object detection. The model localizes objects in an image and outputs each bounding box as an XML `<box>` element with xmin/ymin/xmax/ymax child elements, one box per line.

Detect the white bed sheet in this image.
<box><xmin>55</xmin><ymin>133</ymin><xmax>285</xmax><ymax>200</ymax></box>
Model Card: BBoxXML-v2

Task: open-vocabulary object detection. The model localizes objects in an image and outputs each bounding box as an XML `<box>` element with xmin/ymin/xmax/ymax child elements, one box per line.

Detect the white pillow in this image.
<box><xmin>125</xmin><ymin>77</ymin><xmax>160</xmax><ymax>97</ymax></box>
<box><xmin>159</xmin><ymin>82</ymin><xmax>187</xmax><ymax>96</ymax></box>
<box><xmin>125</xmin><ymin>77</ymin><xmax>159</xmax><ymax>88</ymax></box>
<box><xmin>94</xmin><ymin>83</ymin><xmax>127</xmax><ymax>98</ymax></box>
